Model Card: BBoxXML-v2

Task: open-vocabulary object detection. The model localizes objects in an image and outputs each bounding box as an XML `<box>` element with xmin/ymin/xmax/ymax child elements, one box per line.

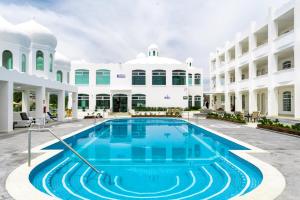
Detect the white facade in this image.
<box><xmin>209</xmin><ymin>0</ymin><xmax>300</xmax><ymax>119</ymax></box>
<box><xmin>0</xmin><ymin>17</ymin><xmax>77</xmax><ymax>133</ymax></box>
<box><xmin>72</xmin><ymin>44</ymin><xmax>203</xmax><ymax>116</ymax></box>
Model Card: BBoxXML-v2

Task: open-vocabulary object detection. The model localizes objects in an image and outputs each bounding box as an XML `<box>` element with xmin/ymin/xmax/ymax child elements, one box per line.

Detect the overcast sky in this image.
<box><xmin>0</xmin><ymin>0</ymin><xmax>286</xmax><ymax>85</ymax></box>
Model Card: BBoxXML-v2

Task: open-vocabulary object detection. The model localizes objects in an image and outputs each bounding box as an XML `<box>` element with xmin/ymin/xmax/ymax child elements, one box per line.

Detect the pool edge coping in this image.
<box><xmin>6</xmin><ymin>118</ymin><xmax>286</xmax><ymax>200</ymax></box>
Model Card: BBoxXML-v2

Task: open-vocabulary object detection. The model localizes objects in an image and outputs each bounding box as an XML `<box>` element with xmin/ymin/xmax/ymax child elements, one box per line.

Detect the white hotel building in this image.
<box><xmin>0</xmin><ymin>17</ymin><xmax>77</xmax><ymax>133</ymax></box>
<box><xmin>209</xmin><ymin>0</ymin><xmax>300</xmax><ymax>119</ymax></box>
<box><xmin>71</xmin><ymin>44</ymin><xmax>203</xmax><ymax>116</ymax></box>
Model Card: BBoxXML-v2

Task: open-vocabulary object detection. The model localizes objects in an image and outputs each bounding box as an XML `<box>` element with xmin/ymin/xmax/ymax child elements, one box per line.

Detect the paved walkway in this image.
<box><xmin>0</xmin><ymin>118</ymin><xmax>299</xmax><ymax>200</ymax></box>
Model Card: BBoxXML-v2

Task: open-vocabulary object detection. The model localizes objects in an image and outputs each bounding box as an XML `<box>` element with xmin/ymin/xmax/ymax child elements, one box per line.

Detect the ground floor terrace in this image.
<box><xmin>0</xmin><ymin>67</ymin><xmax>78</xmax><ymax>133</ymax></box>
<box><xmin>210</xmin><ymin>84</ymin><xmax>300</xmax><ymax>119</ymax></box>
<box><xmin>0</xmin><ymin>118</ymin><xmax>299</xmax><ymax>199</ymax></box>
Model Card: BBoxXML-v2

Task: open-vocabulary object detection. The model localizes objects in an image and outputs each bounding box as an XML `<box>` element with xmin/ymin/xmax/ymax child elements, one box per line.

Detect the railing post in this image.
<box><xmin>28</xmin><ymin>130</ymin><xmax>31</xmax><ymax>167</ymax></box>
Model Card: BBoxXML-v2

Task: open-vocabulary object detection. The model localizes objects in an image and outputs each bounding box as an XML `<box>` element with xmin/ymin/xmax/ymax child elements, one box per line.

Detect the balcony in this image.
<box><xmin>273</xmin><ymin>68</ymin><xmax>295</xmax><ymax>86</ymax></box>
<box><xmin>238</xmin><ymin>79</ymin><xmax>249</xmax><ymax>91</ymax></box>
<box><xmin>254</xmin><ymin>75</ymin><xmax>269</xmax><ymax>89</ymax></box>
<box><xmin>253</xmin><ymin>44</ymin><xmax>269</xmax><ymax>60</ymax></box>
<box><xmin>274</xmin><ymin>30</ymin><xmax>294</xmax><ymax>52</ymax></box>
<box><xmin>238</xmin><ymin>53</ymin><xmax>249</xmax><ymax>66</ymax></box>
<box><xmin>228</xmin><ymin>82</ymin><xmax>236</xmax><ymax>92</ymax></box>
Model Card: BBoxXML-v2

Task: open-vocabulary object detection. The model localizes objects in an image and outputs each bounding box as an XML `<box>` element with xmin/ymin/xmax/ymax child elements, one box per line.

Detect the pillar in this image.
<box><xmin>57</xmin><ymin>90</ymin><xmax>65</xmax><ymax>121</ymax></box>
<box><xmin>235</xmin><ymin>91</ymin><xmax>242</xmax><ymax>112</ymax></box>
<box><xmin>45</xmin><ymin>92</ymin><xmax>50</xmax><ymax>113</ymax></box>
<box><xmin>293</xmin><ymin>1</ymin><xmax>300</xmax><ymax>119</ymax></box>
<box><xmin>0</xmin><ymin>81</ymin><xmax>13</xmax><ymax>132</ymax></box>
<box><xmin>35</xmin><ymin>86</ymin><xmax>46</xmax><ymax>120</ymax></box>
<box><xmin>268</xmin><ymin>87</ymin><xmax>278</xmax><ymax>117</ymax></box>
<box><xmin>249</xmin><ymin>90</ymin><xmax>257</xmax><ymax>114</ymax></box>
<box><xmin>224</xmin><ymin>93</ymin><xmax>231</xmax><ymax>112</ymax></box>
<box><xmin>128</xmin><ymin>93</ymin><xmax>132</xmax><ymax>112</ymax></box>
<box><xmin>72</xmin><ymin>92</ymin><xmax>78</xmax><ymax>119</ymax></box>
<box><xmin>22</xmin><ymin>90</ymin><xmax>30</xmax><ymax>112</ymax></box>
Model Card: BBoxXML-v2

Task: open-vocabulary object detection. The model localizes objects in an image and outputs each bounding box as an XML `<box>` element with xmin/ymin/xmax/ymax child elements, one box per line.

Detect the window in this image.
<box><xmin>152</xmin><ymin>70</ymin><xmax>166</xmax><ymax>85</ymax></box>
<box><xmin>194</xmin><ymin>96</ymin><xmax>202</xmax><ymax>108</ymax></box>
<box><xmin>56</xmin><ymin>71</ymin><xmax>63</xmax><ymax>83</ymax></box>
<box><xmin>188</xmin><ymin>95</ymin><xmax>192</xmax><ymax>108</ymax></box>
<box><xmin>2</xmin><ymin>50</ymin><xmax>13</xmax><ymax>69</ymax></box>
<box><xmin>283</xmin><ymin>91</ymin><xmax>292</xmax><ymax>112</ymax></box>
<box><xmin>132</xmin><ymin>70</ymin><xmax>146</xmax><ymax>85</ymax></box>
<box><xmin>194</xmin><ymin>73</ymin><xmax>201</xmax><ymax>85</ymax></box>
<box><xmin>96</xmin><ymin>69</ymin><xmax>110</xmax><ymax>85</ymax></box>
<box><xmin>188</xmin><ymin>74</ymin><xmax>192</xmax><ymax>85</ymax></box>
<box><xmin>21</xmin><ymin>54</ymin><xmax>26</xmax><ymax>72</ymax></box>
<box><xmin>36</xmin><ymin>51</ymin><xmax>44</xmax><ymax>71</ymax></box>
<box><xmin>78</xmin><ymin>94</ymin><xmax>89</xmax><ymax>109</ymax></box>
<box><xmin>96</xmin><ymin>94</ymin><xmax>110</xmax><ymax>109</ymax></box>
<box><xmin>49</xmin><ymin>54</ymin><xmax>53</xmax><ymax>72</ymax></box>
<box><xmin>75</xmin><ymin>69</ymin><xmax>89</xmax><ymax>85</ymax></box>
<box><xmin>282</xmin><ymin>61</ymin><xmax>292</xmax><ymax>69</ymax></box>
<box><xmin>132</xmin><ymin>94</ymin><xmax>146</xmax><ymax>109</ymax></box>
<box><xmin>172</xmin><ymin>70</ymin><xmax>186</xmax><ymax>85</ymax></box>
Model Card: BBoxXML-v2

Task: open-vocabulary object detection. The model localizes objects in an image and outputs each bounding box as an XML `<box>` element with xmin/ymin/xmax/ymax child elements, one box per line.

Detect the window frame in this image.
<box><xmin>152</xmin><ymin>70</ymin><xmax>166</xmax><ymax>85</ymax></box>
<box><xmin>132</xmin><ymin>70</ymin><xmax>146</xmax><ymax>85</ymax></box>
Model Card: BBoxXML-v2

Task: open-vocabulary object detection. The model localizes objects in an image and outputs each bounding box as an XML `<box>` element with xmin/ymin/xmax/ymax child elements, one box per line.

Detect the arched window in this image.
<box><xmin>283</xmin><ymin>91</ymin><xmax>292</xmax><ymax>112</ymax></box>
<box><xmin>49</xmin><ymin>54</ymin><xmax>53</xmax><ymax>72</ymax></box>
<box><xmin>96</xmin><ymin>94</ymin><xmax>110</xmax><ymax>109</ymax></box>
<box><xmin>188</xmin><ymin>74</ymin><xmax>192</xmax><ymax>85</ymax></box>
<box><xmin>2</xmin><ymin>50</ymin><xmax>13</xmax><ymax>69</ymax></box>
<box><xmin>172</xmin><ymin>70</ymin><xmax>186</xmax><ymax>85</ymax></box>
<box><xmin>194</xmin><ymin>73</ymin><xmax>201</xmax><ymax>85</ymax></box>
<box><xmin>78</xmin><ymin>94</ymin><xmax>89</xmax><ymax>109</ymax></box>
<box><xmin>96</xmin><ymin>69</ymin><xmax>110</xmax><ymax>85</ymax></box>
<box><xmin>132</xmin><ymin>70</ymin><xmax>146</xmax><ymax>85</ymax></box>
<box><xmin>282</xmin><ymin>60</ymin><xmax>292</xmax><ymax>69</ymax></box>
<box><xmin>36</xmin><ymin>50</ymin><xmax>44</xmax><ymax>70</ymax></box>
<box><xmin>194</xmin><ymin>95</ymin><xmax>202</xmax><ymax>108</ymax></box>
<box><xmin>188</xmin><ymin>95</ymin><xmax>192</xmax><ymax>108</ymax></box>
<box><xmin>132</xmin><ymin>94</ymin><xmax>146</xmax><ymax>109</ymax></box>
<box><xmin>21</xmin><ymin>54</ymin><xmax>26</xmax><ymax>72</ymax></box>
<box><xmin>152</xmin><ymin>70</ymin><xmax>166</xmax><ymax>85</ymax></box>
<box><xmin>56</xmin><ymin>70</ymin><xmax>63</xmax><ymax>83</ymax></box>
<box><xmin>75</xmin><ymin>69</ymin><xmax>89</xmax><ymax>85</ymax></box>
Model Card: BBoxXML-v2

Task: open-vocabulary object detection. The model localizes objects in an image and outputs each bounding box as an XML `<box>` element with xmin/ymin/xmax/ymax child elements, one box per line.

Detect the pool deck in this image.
<box><xmin>0</xmin><ymin>118</ymin><xmax>299</xmax><ymax>200</ymax></box>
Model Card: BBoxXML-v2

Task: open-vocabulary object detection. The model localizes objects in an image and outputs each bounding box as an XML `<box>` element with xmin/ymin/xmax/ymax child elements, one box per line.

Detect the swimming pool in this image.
<box><xmin>29</xmin><ymin>118</ymin><xmax>263</xmax><ymax>200</ymax></box>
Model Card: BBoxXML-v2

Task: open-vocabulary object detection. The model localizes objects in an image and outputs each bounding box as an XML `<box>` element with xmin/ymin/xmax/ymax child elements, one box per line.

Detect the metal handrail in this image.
<box><xmin>28</xmin><ymin>128</ymin><xmax>100</xmax><ymax>174</ymax></box>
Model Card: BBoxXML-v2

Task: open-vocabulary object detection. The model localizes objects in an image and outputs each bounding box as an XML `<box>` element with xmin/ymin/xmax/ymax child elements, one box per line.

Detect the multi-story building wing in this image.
<box><xmin>209</xmin><ymin>0</ymin><xmax>300</xmax><ymax>119</ymax></box>
<box><xmin>72</xmin><ymin>44</ymin><xmax>203</xmax><ymax>116</ymax></box>
<box><xmin>0</xmin><ymin>17</ymin><xmax>77</xmax><ymax>133</ymax></box>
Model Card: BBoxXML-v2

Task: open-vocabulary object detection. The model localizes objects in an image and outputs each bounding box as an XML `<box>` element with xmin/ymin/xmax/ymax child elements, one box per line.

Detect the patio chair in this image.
<box><xmin>251</xmin><ymin>111</ymin><xmax>261</xmax><ymax>122</ymax></box>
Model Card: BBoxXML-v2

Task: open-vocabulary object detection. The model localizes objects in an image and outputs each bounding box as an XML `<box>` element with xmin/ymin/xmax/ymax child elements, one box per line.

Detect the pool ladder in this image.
<box><xmin>27</xmin><ymin>128</ymin><xmax>100</xmax><ymax>174</ymax></box>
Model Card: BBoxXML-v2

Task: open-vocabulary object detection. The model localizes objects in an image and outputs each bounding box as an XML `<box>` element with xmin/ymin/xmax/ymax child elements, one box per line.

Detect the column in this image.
<box><xmin>35</xmin><ymin>86</ymin><xmax>46</xmax><ymax>120</ymax></box>
<box><xmin>268</xmin><ymin>87</ymin><xmax>278</xmax><ymax>117</ymax></box>
<box><xmin>224</xmin><ymin>93</ymin><xmax>231</xmax><ymax>112</ymax></box>
<box><xmin>45</xmin><ymin>92</ymin><xmax>50</xmax><ymax>113</ymax></box>
<box><xmin>235</xmin><ymin>91</ymin><xmax>242</xmax><ymax>112</ymax></box>
<box><xmin>248</xmin><ymin>90</ymin><xmax>257</xmax><ymax>114</ymax></box>
<box><xmin>293</xmin><ymin>1</ymin><xmax>300</xmax><ymax>119</ymax></box>
<box><xmin>22</xmin><ymin>90</ymin><xmax>30</xmax><ymax>112</ymax></box>
<box><xmin>72</xmin><ymin>92</ymin><xmax>78</xmax><ymax>119</ymax></box>
<box><xmin>0</xmin><ymin>81</ymin><xmax>13</xmax><ymax>132</ymax></box>
<box><xmin>57</xmin><ymin>90</ymin><xmax>65</xmax><ymax>121</ymax></box>
<box><xmin>128</xmin><ymin>93</ymin><xmax>132</xmax><ymax>112</ymax></box>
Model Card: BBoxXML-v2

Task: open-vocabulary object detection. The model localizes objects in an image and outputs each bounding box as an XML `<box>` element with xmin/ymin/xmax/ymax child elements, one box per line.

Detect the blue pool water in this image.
<box><xmin>30</xmin><ymin>118</ymin><xmax>262</xmax><ymax>200</ymax></box>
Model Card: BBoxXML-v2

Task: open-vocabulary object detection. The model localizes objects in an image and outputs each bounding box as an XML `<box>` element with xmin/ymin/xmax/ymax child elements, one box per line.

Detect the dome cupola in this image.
<box><xmin>17</xmin><ymin>19</ymin><xmax>57</xmax><ymax>48</ymax></box>
<box><xmin>148</xmin><ymin>44</ymin><xmax>159</xmax><ymax>57</ymax></box>
<box><xmin>0</xmin><ymin>16</ymin><xmax>31</xmax><ymax>48</ymax></box>
<box><xmin>186</xmin><ymin>57</ymin><xmax>193</xmax><ymax>67</ymax></box>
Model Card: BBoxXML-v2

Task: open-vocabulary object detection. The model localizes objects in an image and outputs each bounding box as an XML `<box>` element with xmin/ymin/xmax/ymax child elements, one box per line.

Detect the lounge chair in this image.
<box><xmin>14</xmin><ymin>112</ymin><xmax>33</xmax><ymax>128</ymax></box>
<box><xmin>47</xmin><ymin>112</ymin><xmax>57</xmax><ymax>120</ymax></box>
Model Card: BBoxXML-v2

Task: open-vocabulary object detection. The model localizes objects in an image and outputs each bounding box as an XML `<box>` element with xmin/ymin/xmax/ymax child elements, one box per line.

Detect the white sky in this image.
<box><xmin>0</xmin><ymin>0</ymin><xmax>287</xmax><ymax>89</ymax></box>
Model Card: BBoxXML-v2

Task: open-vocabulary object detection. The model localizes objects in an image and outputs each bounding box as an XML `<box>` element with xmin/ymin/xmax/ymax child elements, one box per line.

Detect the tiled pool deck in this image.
<box><xmin>1</xmin><ymin>118</ymin><xmax>299</xmax><ymax>200</ymax></box>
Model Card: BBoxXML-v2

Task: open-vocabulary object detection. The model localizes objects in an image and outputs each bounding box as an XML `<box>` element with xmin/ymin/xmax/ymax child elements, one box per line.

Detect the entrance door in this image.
<box><xmin>113</xmin><ymin>94</ymin><xmax>128</xmax><ymax>112</ymax></box>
